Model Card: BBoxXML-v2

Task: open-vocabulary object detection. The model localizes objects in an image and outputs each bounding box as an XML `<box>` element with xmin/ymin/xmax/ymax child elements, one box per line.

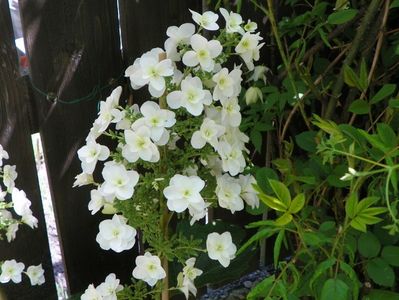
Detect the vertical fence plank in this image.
<box><xmin>18</xmin><ymin>0</ymin><xmax>135</xmax><ymax>294</ymax></box>
<box><xmin>0</xmin><ymin>0</ymin><xmax>57</xmax><ymax>299</ymax></box>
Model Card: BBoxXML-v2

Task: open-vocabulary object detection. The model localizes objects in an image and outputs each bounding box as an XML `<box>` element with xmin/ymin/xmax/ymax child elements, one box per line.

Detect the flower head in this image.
<box><xmin>132</xmin><ymin>252</ymin><xmax>166</xmax><ymax>287</ymax></box>
<box><xmin>191</xmin><ymin>118</ymin><xmax>225</xmax><ymax>149</ymax></box>
<box><xmin>3</xmin><ymin>165</ymin><xmax>17</xmax><ymax>191</ymax></box>
<box><xmin>101</xmin><ymin>162</ymin><xmax>139</xmax><ymax>200</ymax></box>
<box><xmin>238</xmin><ymin>174</ymin><xmax>259</xmax><ymax>208</ymax></box>
<box><xmin>190</xmin><ymin>10</ymin><xmax>219</xmax><ymax>31</ymax></box>
<box><xmin>163</xmin><ymin>174</ymin><xmax>205</xmax><ymax>213</ymax></box>
<box><xmin>178</xmin><ymin>257</ymin><xmax>203</xmax><ymax>299</ymax></box>
<box><xmin>77</xmin><ymin>141</ymin><xmax>110</xmax><ymax>174</ymax></box>
<box><xmin>11</xmin><ymin>188</ymin><xmax>32</xmax><ymax>217</ymax></box>
<box><xmin>96</xmin><ymin>214</ymin><xmax>137</xmax><ymax>253</ymax></box>
<box><xmin>0</xmin><ymin>259</ymin><xmax>25</xmax><ymax>283</ymax></box>
<box><xmin>182</xmin><ymin>34</ymin><xmax>222</xmax><ymax>72</ymax></box>
<box><xmin>167</xmin><ymin>76</ymin><xmax>212</xmax><ymax>116</ymax></box>
<box><xmin>25</xmin><ymin>264</ymin><xmax>45</xmax><ymax>286</ymax></box>
<box><xmin>235</xmin><ymin>32</ymin><xmax>264</xmax><ymax>70</ymax></box>
<box><xmin>206</xmin><ymin>232</ymin><xmax>236</xmax><ymax>267</ymax></box>
<box><xmin>165</xmin><ymin>23</ymin><xmax>195</xmax><ymax>61</ymax></box>
<box><xmin>216</xmin><ymin>174</ymin><xmax>244</xmax><ymax>213</ymax></box>
<box><xmin>0</xmin><ymin>145</ymin><xmax>9</xmax><ymax>167</ymax></box>
<box><xmin>81</xmin><ymin>284</ymin><xmax>102</xmax><ymax>300</ymax></box>
<box><xmin>219</xmin><ymin>8</ymin><xmax>244</xmax><ymax>34</ymax></box>
<box><xmin>97</xmin><ymin>273</ymin><xmax>123</xmax><ymax>300</ymax></box>
<box><xmin>122</xmin><ymin>126</ymin><xmax>160</xmax><ymax>163</ymax></box>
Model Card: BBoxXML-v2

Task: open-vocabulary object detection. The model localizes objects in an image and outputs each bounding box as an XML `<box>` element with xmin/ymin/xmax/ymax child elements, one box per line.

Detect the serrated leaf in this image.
<box><xmin>348</xmin><ymin>99</ymin><xmax>370</xmax><ymax>114</ymax></box>
<box><xmin>371</xmin><ymin>84</ymin><xmax>396</xmax><ymax>104</ymax></box>
<box><xmin>381</xmin><ymin>246</ymin><xmax>399</xmax><ymax>267</ymax></box>
<box><xmin>320</xmin><ymin>278</ymin><xmax>350</xmax><ymax>300</ymax></box>
<box><xmin>327</xmin><ymin>9</ymin><xmax>358</xmax><ymax>24</ymax></box>
<box><xmin>275</xmin><ymin>212</ymin><xmax>293</xmax><ymax>226</ymax></box>
<box><xmin>273</xmin><ymin>230</ymin><xmax>285</xmax><ymax>267</ymax></box>
<box><xmin>289</xmin><ymin>193</ymin><xmax>305</xmax><ymax>214</ymax></box>
<box><xmin>366</xmin><ymin>257</ymin><xmax>395</xmax><ymax>287</ymax></box>
<box><xmin>309</xmin><ymin>258</ymin><xmax>336</xmax><ymax>291</ymax></box>
<box><xmin>345</xmin><ymin>193</ymin><xmax>358</xmax><ymax>219</ymax></box>
<box><xmin>358</xmin><ymin>232</ymin><xmax>381</xmax><ymax>258</ymax></box>
<box><xmin>259</xmin><ymin>193</ymin><xmax>288</xmax><ymax>212</ymax></box>
<box><xmin>269</xmin><ymin>179</ymin><xmax>291</xmax><ymax>207</ymax></box>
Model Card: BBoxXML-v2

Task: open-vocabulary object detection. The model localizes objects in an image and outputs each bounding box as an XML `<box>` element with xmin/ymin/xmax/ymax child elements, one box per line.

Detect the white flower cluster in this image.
<box><xmin>76</xmin><ymin>8</ymin><xmax>263</xmax><ymax>299</ymax></box>
<box><xmin>81</xmin><ymin>273</ymin><xmax>123</xmax><ymax>300</ymax></box>
<box><xmin>0</xmin><ymin>145</ymin><xmax>45</xmax><ymax>287</ymax></box>
<box><xmin>0</xmin><ymin>260</ymin><xmax>45</xmax><ymax>286</ymax></box>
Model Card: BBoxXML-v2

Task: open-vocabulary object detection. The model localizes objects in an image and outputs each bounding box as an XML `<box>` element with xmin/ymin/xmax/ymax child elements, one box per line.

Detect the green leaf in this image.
<box><xmin>268</xmin><ymin>179</ymin><xmax>291</xmax><ymax>207</ymax></box>
<box><xmin>255</xmin><ymin>168</ymin><xmax>279</xmax><ymax>194</ymax></box>
<box><xmin>250</xmin><ymin>129</ymin><xmax>262</xmax><ymax>153</ymax></box>
<box><xmin>258</xmin><ymin>193</ymin><xmax>288</xmax><ymax>212</ymax></box>
<box><xmin>320</xmin><ymin>278</ymin><xmax>350</xmax><ymax>300</ymax></box>
<box><xmin>289</xmin><ymin>193</ymin><xmax>305</xmax><ymax>214</ymax></box>
<box><xmin>273</xmin><ymin>230</ymin><xmax>285</xmax><ymax>267</ymax></box>
<box><xmin>390</xmin><ymin>0</ymin><xmax>399</xmax><ymax>9</ymax></box>
<box><xmin>340</xmin><ymin>262</ymin><xmax>360</xmax><ymax>300</ymax></box>
<box><xmin>370</xmin><ymin>84</ymin><xmax>396</xmax><ymax>104</ymax></box>
<box><xmin>348</xmin><ymin>99</ymin><xmax>370</xmax><ymax>114</ymax></box>
<box><xmin>389</xmin><ymin>99</ymin><xmax>399</xmax><ymax>108</ymax></box>
<box><xmin>377</xmin><ymin>123</ymin><xmax>397</xmax><ymax>149</ymax></box>
<box><xmin>345</xmin><ymin>193</ymin><xmax>358</xmax><ymax>219</ymax></box>
<box><xmin>327</xmin><ymin>9</ymin><xmax>358</xmax><ymax>24</ymax></box>
<box><xmin>365</xmin><ymin>289</ymin><xmax>399</xmax><ymax>300</ymax></box>
<box><xmin>355</xmin><ymin>196</ymin><xmax>379</xmax><ymax>214</ymax></box>
<box><xmin>275</xmin><ymin>212</ymin><xmax>293</xmax><ymax>226</ymax></box>
<box><xmin>295</xmin><ymin>131</ymin><xmax>317</xmax><ymax>152</ymax></box>
<box><xmin>359</xmin><ymin>59</ymin><xmax>368</xmax><ymax>91</ymax></box>
<box><xmin>381</xmin><ymin>246</ymin><xmax>399</xmax><ymax>267</ymax></box>
<box><xmin>309</xmin><ymin>258</ymin><xmax>336</xmax><ymax>291</ymax></box>
<box><xmin>343</xmin><ymin>65</ymin><xmax>361</xmax><ymax>89</ymax></box>
<box><xmin>237</xmin><ymin>227</ymin><xmax>278</xmax><ymax>255</ymax></box>
<box><xmin>358</xmin><ymin>232</ymin><xmax>381</xmax><ymax>258</ymax></box>
<box><xmin>247</xmin><ymin>275</ymin><xmax>275</xmax><ymax>300</ymax></box>
<box><xmin>366</xmin><ymin>257</ymin><xmax>395</xmax><ymax>287</ymax></box>
<box><xmin>317</xmin><ymin>27</ymin><xmax>332</xmax><ymax>48</ymax></box>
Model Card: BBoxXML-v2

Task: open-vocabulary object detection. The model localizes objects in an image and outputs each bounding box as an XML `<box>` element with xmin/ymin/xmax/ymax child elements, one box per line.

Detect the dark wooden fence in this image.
<box><xmin>0</xmin><ymin>0</ymin><xmax>269</xmax><ymax>298</ymax></box>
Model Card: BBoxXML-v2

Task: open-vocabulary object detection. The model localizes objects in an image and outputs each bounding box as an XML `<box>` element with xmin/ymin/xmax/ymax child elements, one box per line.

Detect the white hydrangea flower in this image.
<box><xmin>81</xmin><ymin>284</ymin><xmax>102</xmax><ymax>300</ymax></box>
<box><xmin>6</xmin><ymin>223</ymin><xmax>18</xmax><ymax>242</ymax></box>
<box><xmin>244</xmin><ymin>20</ymin><xmax>258</xmax><ymax>32</ymax></box>
<box><xmin>132</xmin><ymin>252</ymin><xmax>166</xmax><ymax>287</ymax></box>
<box><xmin>212</xmin><ymin>67</ymin><xmax>242</xmax><ymax>101</ymax></box>
<box><xmin>219</xmin><ymin>8</ymin><xmax>244</xmax><ymax>34</ymax></box>
<box><xmin>21</xmin><ymin>212</ymin><xmax>38</xmax><ymax>229</ymax></box>
<box><xmin>122</xmin><ymin>126</ymin><xmax>160</xmax><ymax>163</ymax></box>
<box><xmin>238</xmin><ymin>174</ymin><xmax>259</xmax><ymax>208</ymax></box>
<box><xmin>132</xmin><ymin>101</ymin><xmax>176</xmax><ymax>144</ymax></box>
<box><xmin>88</xmin><ymin>188</ymin><xmax>107</xmax><ymax>215</ymax></box>
<box><xmin>206</xmin><ymin>232</ymin><xmax>237</xmax><ymax>267</ymax></box>
<box><xmin>220</xmin><ymin>97</ymin><xmax>242</xmax><ymax>127</ymax></box>
<box><xmin>163</xmin><ymin>174</ymin><xmax>205</xmax><ymax>213</ymax></box>
<box><xmin>216</xmin><ymin>174</ymin><xmax>244</xmax><ymax>213</ymax></box>
<box><xmin>217</xmin><ymin>141</ymin><xmax>245</xmax><ymax>176</ymax></box>
<box><xmin>167</xmin><ymin>76</ymin><xmax>212</xmax><ymax>116</ymax></box>
<box><xmin>25</xmin><ymin>264</ymin><xmax>45</xmax><ymax>286</ymax></box>
<box><xmin>125</xmin><ymin>48</ymin><xmax>174</xmax><ymax>97</ymax></box>
<box><xmin>182</xmin><ymin>34</ymin><xmax>222</xmax><ymax>72</ymax></box>
<box><xmin>222</xmin><ymin>126</ymin><xmax>249</xmax><ymax>151</ymax></box>
<box><xmin>165</xmin><ymin>23</ymin><xmax>195</xmax><ymax>61</ymax></box>
<box><xmin>0</xmin><ymin>145</ymin><xmax>9</xmax><ymax>167</ymax></box>
<box><xmin>0</xmin><ymin>259</ymin><xmax>25</xmax><ymax>283</ymax></box>
<box><xmin>235</xmin><ymin>32</ymin><xmax>264</xmax><ymax>71</ymax></box>
<box><xmin>178</xmin><ymin>257</ymin><xmax>203</xmax><ymax>299</ymax></box>
<box><xmin>97</xmin><ymin>273</ymin><xmax>123</xmax><ymax>300</ymax></box>
<box><xmin>101</xmin><ymin>162</ymin><xmax>139</xmax><ymax>200</ymax></box>
<box><xmin>77</xmin><ymin>141</ymin><xmax>110</xmax><ymax>174</ymax></box>
<box><xmin>188</xmin><ymin>200</ymin><xmax>210</xmax><ymax>225</ymax></box>
<box><xmin>96</xmin><ymin>214</ymin><xmax>137</xmax><ymax>253</ymax></box>
<box><xmin>189</xmin><ymin>9</ymin><xmax>219</xmax><ymax>31</ymax></box>
<box><xmin>3</xmin><ymin>165</ymin><xmax>17</xmax><ymax>191</ymax></box>
<box><xmin>11</xmin><ymin>188</ymin><xmax>32</xmax><ymax>217</ymax></box>
<box><xmin>191</xmin><ymin>118</ymin><xmax>225</xmax><ymax>149</ymax></box>
<box><xmin>73</xmin><ymin>172</ymin><xmax>94</xmax><ymax>188</ymax></box>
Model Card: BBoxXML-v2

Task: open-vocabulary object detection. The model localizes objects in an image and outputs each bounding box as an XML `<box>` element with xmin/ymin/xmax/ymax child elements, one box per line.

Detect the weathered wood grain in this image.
<box><xmin>0</xmin><ymin>0</ymin><xmax>57</xmax><ymax>299</ymax></box>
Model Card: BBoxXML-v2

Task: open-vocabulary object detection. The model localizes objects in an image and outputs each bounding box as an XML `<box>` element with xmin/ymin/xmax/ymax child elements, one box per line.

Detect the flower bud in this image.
<box><xmin>245</xmin><ymin>86</ymin><xmax>263</xmax><ymax>105</ymax></box>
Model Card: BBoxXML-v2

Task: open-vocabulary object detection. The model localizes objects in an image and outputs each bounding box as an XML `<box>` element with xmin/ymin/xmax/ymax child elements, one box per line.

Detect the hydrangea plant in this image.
<box><xmin>0</xmin><ymin>145</ymin><xmax>45</xmax><ymax>287</ymax></box>
<box><xmin>75</xmin><ymin>8</ymin><xmax>263</xmax><ymax>299</ymax></box>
